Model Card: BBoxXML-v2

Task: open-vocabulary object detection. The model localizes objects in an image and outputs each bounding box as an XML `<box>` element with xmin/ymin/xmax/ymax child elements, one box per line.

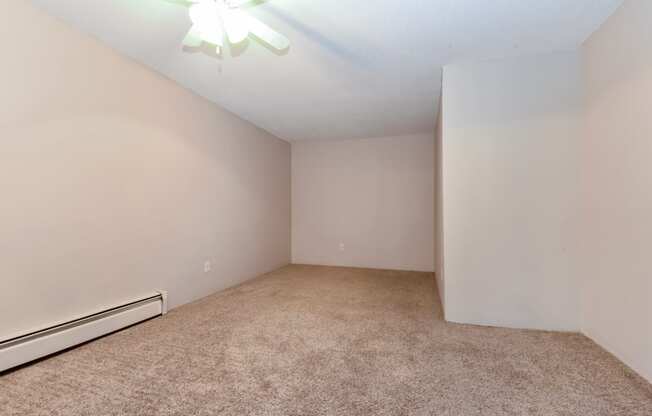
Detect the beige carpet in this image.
<box><xmin>1</xmin><ymin>265</ymin><xmax>651</xmax><ymax>415</ymax></box>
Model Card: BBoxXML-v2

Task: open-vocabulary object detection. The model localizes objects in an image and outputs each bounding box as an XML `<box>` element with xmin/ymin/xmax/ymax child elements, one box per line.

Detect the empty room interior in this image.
<box><xmin>2</xmin><ymin>1</ymin><xmax>652</xmax><ymax>414</ymax></box>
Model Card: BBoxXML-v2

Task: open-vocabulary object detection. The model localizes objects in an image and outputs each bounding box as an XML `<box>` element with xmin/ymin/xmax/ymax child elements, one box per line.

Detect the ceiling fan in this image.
<box><xmin>182</xmin><ymin>0</ymin><xmax>290</xmax><ymax>55</ymax></box>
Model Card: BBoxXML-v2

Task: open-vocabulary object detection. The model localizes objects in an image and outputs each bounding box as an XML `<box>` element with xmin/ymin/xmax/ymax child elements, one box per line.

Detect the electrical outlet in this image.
<box><xmin>339</xmin><ymin>242</ymin><xmax>345</xmax><ymax>251</ymax></box>
<box><xmin>204</xmin><ymin>260</ymin><xmax>211</xmax><ymax>273</ymax></box>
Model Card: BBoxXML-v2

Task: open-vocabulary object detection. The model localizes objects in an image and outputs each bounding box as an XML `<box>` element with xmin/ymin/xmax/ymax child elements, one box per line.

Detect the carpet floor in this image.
<box><xmin>1</xmin><ymin>265</ymin><xmax>651</xmax><ymax>415</ymax></box>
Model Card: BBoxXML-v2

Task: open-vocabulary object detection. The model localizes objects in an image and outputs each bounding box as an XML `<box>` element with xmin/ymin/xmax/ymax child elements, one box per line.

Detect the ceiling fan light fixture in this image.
<box><xmin>221</xmin><ymin>8</ymin><xmax>250</xmax><ymax>44</ymax></box>
<box><xmin>187</xmin><ymin>1</ymin><xmax>224</xmax><ymax>50</ymax></box>
<box><xmin>182</xmin><ymin>0</ymin><xmax>289</xmax><ymax>55</ymax></box>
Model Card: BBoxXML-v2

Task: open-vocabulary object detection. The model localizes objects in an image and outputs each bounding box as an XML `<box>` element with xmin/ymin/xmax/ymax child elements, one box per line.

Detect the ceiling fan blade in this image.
<box><xmin>244</xmin><ymin>15</ymin><xmax>290</xmax><ymax>50</ymax></box>
<box><xmin>222</xmin><ymin>8</ymin><xmax>249</xmax><ymax>44</ymax></box>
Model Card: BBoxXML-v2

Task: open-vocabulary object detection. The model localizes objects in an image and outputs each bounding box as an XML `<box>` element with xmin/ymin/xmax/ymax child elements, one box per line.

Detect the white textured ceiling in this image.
<box><xmin>31</xmin><ymin>0</ymin><xmax>621</xmax><ymax>141</ymax></box>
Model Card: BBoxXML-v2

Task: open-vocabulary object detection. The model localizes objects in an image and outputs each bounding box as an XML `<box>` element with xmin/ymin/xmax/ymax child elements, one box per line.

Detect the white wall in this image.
<box><xmin>441</xmin><ymin>51</ymin><xmax>583</xmax><ymax>331</ymax></box>
<box><xmin>581</xmin><ymin>0</ymin><xmax>652</xmax><ymax>382</ymax></box>
<box><xmin>0</xmin><ymin>3</ymin><xmax>290</xmax><ymax>341</ymax></box>
<box><xmin>292</xmin><ymin>135</ymin><xmax>435</xmax><ymax>272</ymax></box>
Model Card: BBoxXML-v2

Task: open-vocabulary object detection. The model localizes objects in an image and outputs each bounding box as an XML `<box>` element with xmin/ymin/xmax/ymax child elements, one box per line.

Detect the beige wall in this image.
<box><xmin>292</xmin><ymin>135</ymin><xmax>435</xmax><ymax>272</ymax></box>
<box><xmin>441</xmin><ymin>51</ymin><xmax>583</xmax><ymax>331</ymax></box>
<box><xmin>0</xmin><ymin>3</ymin><xmax>290</xmax><ymax>340</ymax></box>
<box><xmin>581</xmin><ymin>0</ymin><xmax>652</xmax><ymax>382</ymax></box>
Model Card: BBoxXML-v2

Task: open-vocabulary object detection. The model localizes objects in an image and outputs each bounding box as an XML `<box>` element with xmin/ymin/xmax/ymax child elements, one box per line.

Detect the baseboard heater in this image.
<box><xmin>0</xmin><ymin>291</ymin><xmax>168</xmax><ymax>373</ymax></box>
